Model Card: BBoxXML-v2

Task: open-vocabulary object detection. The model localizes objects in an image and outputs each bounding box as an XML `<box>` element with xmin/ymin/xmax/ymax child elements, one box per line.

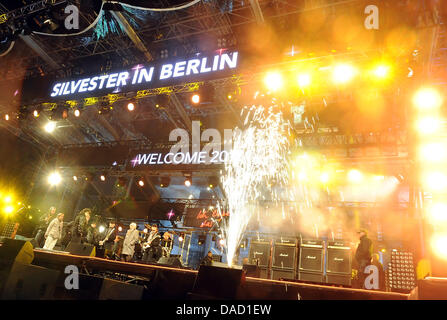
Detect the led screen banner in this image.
<box><xmin>183</xmin><ymin>207</ymin><xmax>229</xmax><ymax>228</ymax></box>
<box><xmin>21</xmin><ymin>50</ymin><xmax>240</xmax><ymax>103</ymax></box>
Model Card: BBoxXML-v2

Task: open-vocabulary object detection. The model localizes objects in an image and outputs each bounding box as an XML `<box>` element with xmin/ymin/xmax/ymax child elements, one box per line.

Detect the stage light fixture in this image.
<box><xmin>127</xmin><ymin>101</ymin><xmax>136</xmax><ymax>111</ymax></box>
<box><xmin>416</xmin><ymin>117</ymin><xmax>442</xmax><ymax>135</ymax></box>
<box><xmin>264</xmin><ymin>71</ymin><xmax>283</xmax><ymax>92</ymax></box>
<box><xmin>298</xmin><ymin>170</ymin><xmax>307</xmax><ymax>181</ymax></box>
<box><xmin>4</xmin><ymin>114</ymin><xmax>9</xmax><ymax>121</ymax></box>
<box><xmin>297</xmin><ymin>73</ymin><xmax>311</xmax><ymax>88</ymax></box>
<box><xmin>44</xmin><ymin>121</ymin><xmax>56</xmax><ymax>133</ymax></box>
<box><xmin>155</xmin><ymin>94</ymin><xmax>169</xmax><ymax>108</ymax></box>
<box><xmin>48</xmin><ymin>172</ymin><xmax>62</xmax><ymax>186</ymax></box>
<box><xmin>427</xmin><ymin>202</ymin><xmax>447</xmax><ymax>224</ymax></box>
<box><xmin>138</xmin><ymin>179</ymin><xmax>145</xmax><ymax>187</ymax></box>
<box><xmin>332</xmin><ymin>64</ymin><xmax>357</xmax><ymax>84</ymax></box>
<box><xmin>348</xmin><ymin>169</ymin><xmax>363</xmax><ymax>183</ymax></box>
<box><xmin>74</xmin><ymin>108</ymin><xmax>81</xmax><ymax>117</ymax></box>
<box><xmin>419</xmin><ymin>142</ymin><xmax>447</xmax><ymax>163</ymax></box>
<box><xmin>372</xmin><ymin>64</ymin><xmax>391</xmax><ymax>79</ymax></box>
<box><xmin>413</xmin><ymin>88</ymin><xmax>443</xmax><ymax>110</ymax></box>
<box><xmin>219</xmin><ymin>238</ymin><xmax>225</xmax><ymax>246</ymax></box>
<box><xmin>118</xmin><ymin>226</ymin><xmax>123</xmax><ymax>232</ymax></box>
<box><xmin>3</xmin><ymin>205</ymin><xmax>14</xmax><ymax>214</ymax></box>
<box><xmin>33</xmin><ymin>108</ymin><xmax>40</xmax><ymax>118</ymax></box>
<box><xmin>4</xmin><ymin>195</ymin><xmax>12</xmax><ymax>203</ymax></box>
<box><xmin>431</xmin><ymin>234</ymin><xmax>447</xmax><ymax>260</ymax></box>
<box><xmin>100</xmin><ymin>174</ymin><xmax>106</xmax><ymax>181</ymax></box>
<box><xmin>73</xmin><ymin>175</ymin><xmax>78</xmax><ymax>181</ymax></box>
<box><xmin>178</xmin><ymin>234</ymin><xmax>184</xmax><ymax>242</ymax></box>
<box><xmin>423</xmin><ymin>171</ymin><xmax>447</xmax><ymax>192</ymax></box>
<box><xmin>184</xmin><ymin>178</ymin><xmax>191</xmax><ymax>187</ymax></box>
<box><xmin>160</xmin><ymin>176</ymin><xmax>171</xmax><ymax>188</ymax></box>
<box><xmin>320</xmin><ymin>172</ymin><xmax>330</xmax><ymax>184</ymax></box>
<box><xmin>98</xmin><ymin>225</ymin><xmax>105</xmax><ymax>233</ymax></box>
<box><xmin>191</xmin><ymin>93</ymin><xmax>200</xmax><ymax>104</ymax></box>
<box><xmin>143</xmin><ymin>228</ymin><xmax>148</xmax><ymax>233</ymax></box>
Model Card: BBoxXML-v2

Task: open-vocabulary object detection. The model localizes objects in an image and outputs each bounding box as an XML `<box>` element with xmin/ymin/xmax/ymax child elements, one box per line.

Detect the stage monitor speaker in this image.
<box><xmin>158</xmin><ymin>256</ymin><xmax>183</xmax><ymax>267</ymax></box>
<box><xmin>326</xmin><ymin>274</ymin><xmax>352</xmax><ymax>287</ymax></box>
<box><xmin>327</xmin><ymin>241</ymin><xmax>352</xmax><ymax>275</ymax></box>
<box><xmin>65</xmin><ymin>242</ymin><xmax>96</xmax><ymax>257</ymax></box>
<box><xmin>192</xmin><ymin>265</ymin><xmax>245</xmax><ymax>299</ymax></box>
<box><xmin>412</xmin><ymin>278</ymin><xmax>447</xmax><ymax>300</ymax></box>
<box><xmin>298</xmin><ymin>271</ymin><xmax>325</xmax><ymax>284</ymax></box>
<box><xmin>1</xmin><ymin>262</ymin><xmax>60</xmax><ymax>299</ymax></box>
<box><xmin>243</xmin><ymin>264</ymin><xmax>261</xmax><ymax>278</ymax></box>
<box><xmin>249</xmin><ymin>241</ymin><xmax>271</xmax><ymax>267</ymax></box>
<box><xmin>299</xmin><ymin>247</ymin><xmax>324</xmax><ymax>273</ymax></box>
<box><xmin>260</xmin><ymin>267</ymin><xmax>269</xmax><ymax>279</ymax></box>
<box><xmin>273</xmin><ymin>245</ymin><xmax>296</xmax><ymax>269</ymax></box>
<box><xmin>271</xmin><ymin>268</ymin><xmax>295</xmax><ymax>281</ymax></box>
<box><xmin>99</xmin><ymin>278</ymin><xmax>144</xmax><ymax>300</ymax></box>
<box><xmin>0</xmin><ymin>239</ymin><xmax>34</xmax><ymax>267</ymax></box>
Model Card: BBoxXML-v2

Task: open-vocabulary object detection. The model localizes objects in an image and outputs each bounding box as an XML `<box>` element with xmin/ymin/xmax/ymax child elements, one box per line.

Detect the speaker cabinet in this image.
<box><xmin>260</xmin><ymin>267</ymin><xmax>269</xmax><ymax>279</ymax></box>
<box><xmin>65</xmin><ymin>242</ymin><xmax>96</xmax><ymax>257</ymax></box>
<box><xmin>413</xmin><ymin>278</ymin><xmax>447</xmax><ymax>300</ymax></box>
<box><xmin>192</xmin><ymin>265</ymin><xmax>245</xmax><ymax>299</ymax></box>
<box><xmin>299</xmin><ymin>247</ymin><xmax>324</xmax><ymax>273</ymax></box>
<box><xmin>297</xmin><ymin>271</ymin><xmax>325</xmax><ymax>283</ymax></box>
<box><xmin>249</xmin><ymin>241</ymin><xmax>271</xmax><ymax>267</ymax></box>
<box><xmin>0</xmin><ymin>239</ymin><xmax>34</xmax><ymax>266</ymax></box>
<box><xmin>326</xmin><ymin>274</ymin><xmax>352</xmax><ymax>287</ymax></box>
<box><xmin>243</xmin><ymin>264</ymin><xmax>261</xmax><ymax>278</ymax></box>
<box><xmin>99</xmin><ymin>278</ymin><xmax>144</xmax><ymax>300</ymax></box>
<box><xmin>1</xmin><ymin>262</ymin><xmax>60</xmax><ymax>299</ymax></box>
<box><xmin>271</xmin><ymin>268</ymin><xmax>296</xmax><ymax>281</ymax></box>
<box><xmin>326</xmin><ymin>241</ymin><xmax>352</xmax><ymax>275</ymax></box>
<box><xmin>273</xmin><ymin>245</ymin><xmax>296</xmax><ymax>269</ymax></box>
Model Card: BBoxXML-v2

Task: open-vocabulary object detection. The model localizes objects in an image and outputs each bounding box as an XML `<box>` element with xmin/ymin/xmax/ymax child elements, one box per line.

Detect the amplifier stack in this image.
<box><xmin>297</xmin><ymin>239</ymin><xmax>325</xmax><ymax>283</ymax></box>
<box><xmin>248</xmin><ymin>237</ymin><xmax>271</xmax><ymax>279</ymax></box>
<box><xmin>326</xmin><ymin>241</ymin><xmax>352</xmax><ymax>286</ymax></box>
<box><xmin>271</xmin><ymin>237</ymin><xmax>297</xmax><ymax>280</ymax></box>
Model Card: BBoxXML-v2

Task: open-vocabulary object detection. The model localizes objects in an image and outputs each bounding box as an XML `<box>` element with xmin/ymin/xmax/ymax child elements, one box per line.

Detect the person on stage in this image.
<box><xmin>121</xmin><ymin>222</ymin><xmax>140</xmax><ymax>262</ymax></box>
<box><xmin>71</xmin><ymin>208</ymin><xmax>91</xmax><ymax>244</ymax></box>
<box><xmin>355</xmin><ymin>228</ymin><xmax>373</xmax><ymax>289</ymax></box>
<box><xmin>200</xmin><ymin>251</ymin><xmax>213</xmax><ymax>266</ymax></box>
<box><xmin>160</xmin><ymin>231</ymin><xmax>173</xmax><ymax>258</ymax></box>
<box><xmin>34</xmin><ymin>206</ymin><xmax>57</xmax><ymax>247</ymax></box>
<box><xmin>43</xmin><ymin>213</ymin><xmax>64</xmax><ymax>250</ymax></box>
<box><xmin>86</xmin><ymin>221</ymin><xmax>99</xmax><ymax>246</ymax></box>
<box><xmin>142</xmin><ymin>224</ymin><xmax>162</xmax><ymax>263</ymax></box>
<box><xmin>99</xmin><ymin>220</ymin><xmax>117</xmax><ymax>259</ymax></box>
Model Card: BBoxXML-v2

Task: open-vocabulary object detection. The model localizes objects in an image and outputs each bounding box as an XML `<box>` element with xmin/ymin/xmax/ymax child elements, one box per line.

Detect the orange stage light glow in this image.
<box><xmin>413</xmin><ymin>88</ymin><xmax>443</xmax><ymax>110</ymax></box>
<box><xmin>431</xmin><ymin>234</ymin><xmax>447</xmax><ymax>260</ymax></box>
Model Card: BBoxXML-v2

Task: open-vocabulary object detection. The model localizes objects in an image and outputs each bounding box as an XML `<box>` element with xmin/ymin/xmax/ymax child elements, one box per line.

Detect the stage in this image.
<box><xmin>29</xmin><ymin>249</ymin><xmax>409</xmax><ymax>300</ymax></box>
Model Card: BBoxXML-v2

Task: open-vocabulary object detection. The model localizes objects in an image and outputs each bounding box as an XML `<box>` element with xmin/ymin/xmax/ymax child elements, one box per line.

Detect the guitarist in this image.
<box><xmin>98</xmin><ymin>221</ymin><xmax>117</xmax><ymax>259</ymax></box>
<box><xmin>142</xmin><ymin>224</ymin><xmax>162</xmax><ymax>263</ymax></box>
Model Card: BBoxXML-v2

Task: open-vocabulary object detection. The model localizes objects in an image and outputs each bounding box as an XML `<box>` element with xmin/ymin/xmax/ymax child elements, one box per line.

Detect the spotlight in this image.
<box><xmin>98</xmin><ymin>101</ymin><xmax>113</xmax><ymax>114</ymax></box>
<box><xmin>44</xmin><ymin>121</ymin><xmax>56</xmax><ymax>133</ymax></box>
<box><xmin>208</xmin><ymin>176</ymin><xmax>219</xmax><ymax>189</ymax></box>
<box><xmin>427</xmin><ymin>202</ymin><xmax>447</xmax><ymax>224</ymax></box>
<box><xmin>4</xmin><ymin>114</ymin><xmax>9</xmax><ymax>121</ymax></box>
<box><xmin>320</xmin><ymin>172</ymin><xmax>330</xmax><ymax>184</ymax></box>
<box><xmin>48</xmin><ymin>172</ymin><xmax>62</xmax><ymax>186</ymax></box>
<box><xmin>298</xmin><ymin>170</ymin><xmax>307</xmax><ymax>181</ymax></box>
<box><xmin>160</xmin><ymin>176</ymin><xmax>170</xmax><ymax>188</ymax></box>
<box><xmin>419</xmin><ymin>142</ymin><xmax>447</xmax><ymax>162</ymax></box>
<box><xmin>3</xmin><ymin>205</ymin><xmax>14</xmax><ymax>214</ymax></box>
<box><xmin>73</xmin><ymin>175</ymin><xmax>78</xmax><ymax>181</ymax></box>
<box><xmin>143</xmin><ymin>228</ymin><xmax>148</xmax><ymax>233</ymax></box>
<box><xmin>348</xmin><ymin>169</ymin><xmax>363</xmax><ymax>183</ymax></box>
<box><xmin>413</xmin><ymin>88</ymin><xmax>443</xmax><ymax>110</ymax></box>
<box><xmin>138</xmin><ymin>179</ymin><xmax>145</xmax><ymax>187</ymax></box>
<box><xmin>431</xmin><ymin>234</ymin><xmax>447</xmax><ymax>260</ymax></box>
<box><xmin>118</xmin><ymin>226</ymin><xmax>123</xmax><ymax>232</ymax></box>
<box><xmin>297</xmin><ymin>73</ymin><xmax>311</xmax><ymax>88</ymax></box>
<box><xmin>127</xmin><ymin>101</ymin><xmax>136</xmax><ymax>111</ymax></box>
<box><xmin>191</xmin><ymin>93</ymin><xmax>200</xmax><ymax>104</ymax></box>
<box><xmin>98</xmin><ymin>225</ymin><xmax>105</xmax><ymax>233</ymax></box>
<box><xmin>100</xmin><ymin>174</ymin><xmax>106</xmax><ymax>181</ymax></box>
<box><xmin>219</xmin><ymin>238</ymin><xmax>225</xmax><ymax>246</ymax></box>
<box><xmin>264</xmin><ymin>71</ymin><xmax>283</xmax><ymax>92</ymax></box>
<box><xmin>74</xmin><ymin>108</ymin><xmax>81</xmax><ymax>117</ymax></box>
<box><xmin>332</xmin><ymin>64</ymin><xmax>357</xmax><ymax>84</ymax></box>
<box><xmin>184</xmin><ymin>178</ymin><xmax>191</xmax><ymax>187</ymax></box>
<box><xmin>4</xmin><ymin>195</ymin><xmax>12</xmax><ymax>203</ymax></box>
<box><xmin>33</xmin><ymin>108</ymin><xmax>40</xmax><ymax>118</ymax></box>
<box><xmin>423</xmin><ymin>171</ymin><xmax>447</xmax><ymax>192</ymax></box>
<box><xmin>416</xmin><ymin>117</ymin><xmax>442</xmax><ymax>135</ymax></box>
<box><xmin>178</xmin><ymin>234</ymin><xmax>184</xmax><ymax>242</ymax></box>
<box><xmin>155</xmin><ymin>94</ymin><xmax>169</xmax><ymax>108</ymax></box>
<box><xmin>372</xmin><ymin>64</ymin><xmax>391</xmax><ymax>79</ymax></box>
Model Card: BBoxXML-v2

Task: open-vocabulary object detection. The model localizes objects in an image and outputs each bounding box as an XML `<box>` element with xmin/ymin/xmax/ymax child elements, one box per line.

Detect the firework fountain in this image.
<box><xmin>219</xmin><ymin>105</ymin><xmax>291</xmax><ymax>267</ymax></box>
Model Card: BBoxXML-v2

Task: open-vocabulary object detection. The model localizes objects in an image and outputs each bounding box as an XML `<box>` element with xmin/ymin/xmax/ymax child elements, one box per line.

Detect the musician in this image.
<box><xmin>355</xmin><ymin>228</ymin><xmax>373</xmax><ymax>289</ymax></box>
<box><xmin>71</xmin><ymin>208</ymin><xmax>91</xmax><ymax>244</ymax></box>
<box><xmin>34</xmin><ymin>206</ymin><xmax>57</xmax><ymax>247</ymax></box>
<box><xmin>121</xmin><ymin>223</ymin><xmax>139</xmax><ymax>262</ymax></box>
<box><xmin>160</xmin><ymin>231</ymin><xmax>173</xmax><ymax>257</ymax></box>
<box><xmin>43</xmin><ymin>213</ymin><xmax>64</xmax><ymax>250</ymax></box>
<box><xmin>142</xmin><ymin>224</ymin><xmax>162</xmax><ymax>263</ymax></box>
<box><xmin>99</xmin><ymin>221</ymin><xmax>117</xmax><ymax>259</ymax></box>
<box><xmin>86</xmin><ymin>221</ymin><xmax>99</xmax><ymax>246</ymax></box>
<box><xmin>200</xmin><ymin>251</ymin><xmax>213</xmax><ymax>266</ymax></box>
